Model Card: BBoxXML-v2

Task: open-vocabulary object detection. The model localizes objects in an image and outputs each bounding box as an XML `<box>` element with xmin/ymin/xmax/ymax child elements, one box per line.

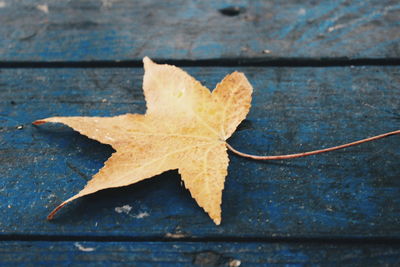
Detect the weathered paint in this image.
<box><xmin>0</xmin><ymin>66</ymin><xmax>399</xmax><ymax>238</ymax></box>
<box><xmin>1</xmin><ymin>241</ymin><xmax>400</xmax><ymax>266</ymax></box>
<box><xmin>0</xmin><ymin>0</ymin><xmax>399</xmax><ymax>61</ymax></box>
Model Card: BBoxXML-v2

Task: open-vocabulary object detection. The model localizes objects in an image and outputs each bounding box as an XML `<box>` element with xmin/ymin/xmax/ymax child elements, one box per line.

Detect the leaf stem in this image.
<box><xmin>226</xmin><ymin>130</ymin><xmax>400</xmax><ymax>160</ymax></box>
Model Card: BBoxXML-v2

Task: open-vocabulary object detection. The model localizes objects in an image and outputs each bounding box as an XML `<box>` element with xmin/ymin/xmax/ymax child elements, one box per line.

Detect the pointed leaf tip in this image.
<box><xmin>143</xmin><ymin>56</ymin><xmax>153</xmax><ymax>66</ymax></box>
<box><xmin>32</xmin><ymin>120</ymin><xmax>47</xmax><ymax>125</ymax></box>
<box><xmin>47</xmin><ymin>202</ymin><xmax>67</xmax><ymax>220</ymax></box>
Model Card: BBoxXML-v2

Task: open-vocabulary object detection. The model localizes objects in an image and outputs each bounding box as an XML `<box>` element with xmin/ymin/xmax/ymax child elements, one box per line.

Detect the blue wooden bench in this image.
<box><xmin>1</xmin><ymin>0</ymin><xmax>399</xmax><ymax>265</ymax></box>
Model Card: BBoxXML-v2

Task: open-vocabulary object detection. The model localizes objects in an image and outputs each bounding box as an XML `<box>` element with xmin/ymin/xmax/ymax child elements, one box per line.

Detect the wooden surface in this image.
<box><xmin>1</xmin><ymin>241</ymin><xmax>400</xmax><ymax>266</ymax></box>
<box><xmin>0</xmin><ymin>0</ymin><xmax>400</xmax><ymax>62</ymax></box>
<box><xmin>1</xmin><ymin>67</ymin><xmax>399</xmax><ymax>239</ymax></box>
<box><xmin>1</xmin><ymin>0</ymin><xmax>400</xmax><ymax>266</ymax></box>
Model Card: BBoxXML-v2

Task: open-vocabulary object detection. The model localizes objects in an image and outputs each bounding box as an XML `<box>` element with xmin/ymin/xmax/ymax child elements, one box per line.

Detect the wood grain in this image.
<box><xmin>0</xmin><ymin>0</ymin><xmax>399</xmax><ymax>62</ymax></box>
<box><xmin>0</xmin><ymin>66</ymin><xmax>399</xmax><ymax>238</ymax></box>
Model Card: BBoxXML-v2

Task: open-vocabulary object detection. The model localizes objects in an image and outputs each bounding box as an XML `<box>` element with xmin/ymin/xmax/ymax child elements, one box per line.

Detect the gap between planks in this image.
<box><xmin>2</xmin><ymin>234</ymin><xmax>400</xmax><ymax>245</ymax></box>
<box><xmin>0</xmin><ymin>58</ymin><xmax>399</xmax><ymax>68</ymax></box>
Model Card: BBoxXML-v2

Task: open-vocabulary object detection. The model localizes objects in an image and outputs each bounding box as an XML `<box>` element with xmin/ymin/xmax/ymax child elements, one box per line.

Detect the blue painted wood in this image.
<box><xmin>0</xmin><ymin>0</ymin><xmax>399</xmax><ymax>61</ymax></box>
<box><xmin>0</xmin><ymin>66</ymin><xmax>399</xmax><ymax>238</ymax></box>
<box><xmin>1</xmin><ymin>241</ymin><xmax>400</xmax><ymax>266</ymax></box>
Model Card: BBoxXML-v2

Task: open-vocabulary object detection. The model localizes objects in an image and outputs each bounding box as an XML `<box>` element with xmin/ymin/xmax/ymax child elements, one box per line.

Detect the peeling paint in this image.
<box><xmin>74</xmin><ymin>242</ymin><xmax>95</xmax><ymax>252</ymax></box>
<box><xmin>229</xmin><ymin>259</ymin><xmax>241</xmax><ymax>267</ymax></box>
<box><xmin>101</xmin><ymin>0</ymin><xmax>114</xmax><ymax>8</ymax></box>
<box><xmin>328</xmin><ymin>24</ymin><xmax>345</xmax><ymax>32</ymax></box>
<box><xmin>165</xmin><ymin>232</ymin><xmax>186</xmax><ymax>239</ymax></box>
<box><xmin>36</xmin><ymin>4</ymin><xmax>49</xmax><ymax>14</ymax></box>
<box><xmin>115</xmin><ymin>204</ymin><xmax>132</xmax><ymax>214</ymax></box>
<box><xmin>132</xmin><ymin>211</ymin><xmax>150</xmax><ymax>219</ymax></box>
<box><xmin>115</xmin><ymin>205</ymin><xmax>149</xmax><ymax>219</ymax></box>
<box><xmin>298</xmin><ymin>8</ymin><xmax>306</xmax><ymax>16</ymax></box>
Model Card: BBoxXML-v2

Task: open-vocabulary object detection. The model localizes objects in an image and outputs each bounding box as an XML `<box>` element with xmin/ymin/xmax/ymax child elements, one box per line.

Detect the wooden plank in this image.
<box><xmin>0</xmin><ymin>0</ymin><xmax>399</xmax><ymax>61</ymax></box>
<box><xmin>0</xmin><ymin>66</ymin><xmax>399</xmax><ymax>238</ymax></box>
<box><xmin>1</xmin><ymin>241</ymin><xmax>400</xmax><ymax>266</ymax></box>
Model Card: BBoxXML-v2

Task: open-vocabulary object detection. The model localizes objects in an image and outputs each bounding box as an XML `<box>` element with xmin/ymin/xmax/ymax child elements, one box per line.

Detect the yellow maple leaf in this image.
<box><xmin>34</xmin><ymin>57</ymin><xmax>253</xmax><ymax>225</ymax></box>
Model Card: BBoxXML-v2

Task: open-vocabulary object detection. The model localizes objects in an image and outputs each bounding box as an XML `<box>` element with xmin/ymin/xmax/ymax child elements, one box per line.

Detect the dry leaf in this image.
<box><xmin>34</xmin><ymin>57</ymin><xmax>253</xmax><ymax>225</ymax></box>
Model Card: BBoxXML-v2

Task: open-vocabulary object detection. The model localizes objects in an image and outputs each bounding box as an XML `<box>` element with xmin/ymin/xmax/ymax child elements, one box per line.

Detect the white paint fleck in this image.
<box><xmin>0</xmin><ymin>1</ymin><xmax>6</xmax><ymax>8</ymax></box>
<box><xmin>115</xmin><ymin>205</ymin><xmax>149</xmax><ymax>219</ymax></box>
<box><xmin>132</xmin><ymin>211</ymin><xmax>149</xmax><ymax>219</ymax></box>
<box><xmin>229</xmin><ymin>259</ymin><xmax>241</xmax><ymax>267</ymax></box>
<box><xmin>165</xmin><ymin>232</ymin><xmax>186</xmax><ymax>239</ymax></box>
<box><xmin>328</xmin><ymin>24</ymin><xmax>345</xmax><ymax>32</ymax></box>
<box><xmin>101</xmin><ymin>0</ymin><xmax>114</xmax><ymax>8</ymax></box>
<box><xmin>115</xmin><ymin>204</ymin><xmax>132</xmax><ymax>214</ymax></box>
<box><xmin>74</xmin><ymin>242</ymin><xmax>95</xmax><ymax>252</ymax></box>
<box><xmin>36</xmin><ymin>4</ymin><xmax>49</xmax><ymax>14</ymax></box>
<box><xmin>298</xmin><ymin>8</ymin><xmax>306</xmax><ymax>16</ymax></box>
